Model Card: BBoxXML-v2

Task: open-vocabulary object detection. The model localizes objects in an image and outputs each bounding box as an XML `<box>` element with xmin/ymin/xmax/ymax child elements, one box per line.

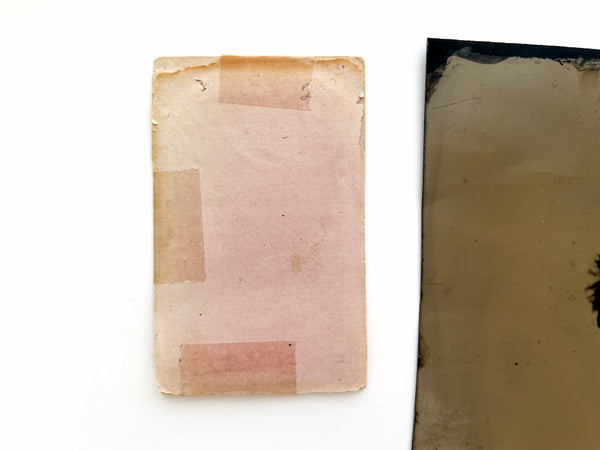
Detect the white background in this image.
<box><xmin>0</xmin><ymin>1</ymin><xmax>598</xmax><ymax>448</ymax></box>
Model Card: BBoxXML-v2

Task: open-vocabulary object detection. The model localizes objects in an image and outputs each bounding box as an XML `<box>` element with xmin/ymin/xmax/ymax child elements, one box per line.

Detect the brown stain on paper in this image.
<box><xmin>179</xmin><ymin>341</ymin><xmax>297</xmax><ymax>395</ymax></box>
<box><xmin>154</xmin><ymin>169</ymin><xmax>206</xmax><ymax>283</ymax></box>
<box><xmin>218</xmin><ymin>55</ymin><xmax>314</xmax><ymax>110</ymax></box>
<box><xmin>290</xmin><ymin>254</ymin><xmax>304</xmax><ymax>273</ymax></box>
<box><xmin>291</xmin><ymin>242</ymin><xmax>322</xmax><ymax>274</ymax></box>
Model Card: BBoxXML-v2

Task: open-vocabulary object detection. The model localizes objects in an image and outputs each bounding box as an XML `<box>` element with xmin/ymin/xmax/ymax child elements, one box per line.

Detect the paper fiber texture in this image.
<box><xmin>152</xmin><ymin>56</ymin><xmax>366</xmax><ymax>395</ymax></box>
<box><xmin>414</xmin><ymin>39</ymin><xmax>600</xmax><ymax>448</ymax></box>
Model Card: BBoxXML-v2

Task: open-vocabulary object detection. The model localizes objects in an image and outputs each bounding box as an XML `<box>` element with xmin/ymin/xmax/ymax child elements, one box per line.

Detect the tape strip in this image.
<box><xmin>179</xmin><ymin>341</ymin><xmax>297</xmax><ymax>394</ymax></box>
<box><xmin>154</xmin><ymin>169</ymin><xmax>206</xmax><ymax>284</ymax></box>
<box><xmin>218</xmin><ymin>56</ymin><xmax>313</xmax><ymax>110</ymax></box>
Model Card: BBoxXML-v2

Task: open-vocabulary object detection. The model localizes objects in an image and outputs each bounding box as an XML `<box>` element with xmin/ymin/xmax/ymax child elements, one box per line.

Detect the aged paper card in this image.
<box><xmin>415</xmin><ymin>39</ymin><xmax>600</xmax><ymax>448</ymax></box>
<box><xmin>152</xmin><ymin>56</ymin><xmax>366</xmax><ymax>395</ymax></box>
